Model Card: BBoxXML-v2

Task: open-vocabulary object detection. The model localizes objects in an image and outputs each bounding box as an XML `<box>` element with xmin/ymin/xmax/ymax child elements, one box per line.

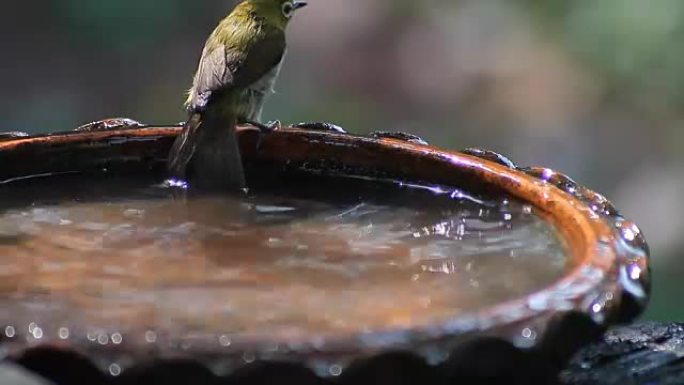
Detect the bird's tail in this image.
<box><xmin>167</xmin><ymin>104</ymin><xmax>246</xmax><ymax>191</ymax></box>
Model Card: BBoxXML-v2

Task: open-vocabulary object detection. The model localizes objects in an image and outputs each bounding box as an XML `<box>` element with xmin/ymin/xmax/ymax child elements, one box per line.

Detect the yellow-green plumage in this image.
<box><xmin>168</xmin><ymin>0</ymin><xmax>306</xmax><ymax>191</ymax></box>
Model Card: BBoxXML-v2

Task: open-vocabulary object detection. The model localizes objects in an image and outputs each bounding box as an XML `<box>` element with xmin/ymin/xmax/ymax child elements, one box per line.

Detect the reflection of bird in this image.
<box><xmin>168</xmin><ymin>0</ymin><xmax>308</xmax><ymax>191</ymax></box>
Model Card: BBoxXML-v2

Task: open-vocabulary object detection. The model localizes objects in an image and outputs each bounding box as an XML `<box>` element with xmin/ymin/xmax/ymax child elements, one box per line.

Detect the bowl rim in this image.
<box><xmin>0</xmin><ymin>125</ymin><xmax>650</xmax><ymax>363</ymax></box>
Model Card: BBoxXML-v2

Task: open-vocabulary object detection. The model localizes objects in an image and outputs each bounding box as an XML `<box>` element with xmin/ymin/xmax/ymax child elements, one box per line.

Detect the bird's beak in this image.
<box><xmin>293</xmin><ymin>1</ymin><xmax>308</xmax><ymax>10</ymax></box>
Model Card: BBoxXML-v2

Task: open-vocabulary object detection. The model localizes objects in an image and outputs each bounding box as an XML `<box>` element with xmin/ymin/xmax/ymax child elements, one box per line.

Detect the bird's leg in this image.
<box><xmin>243</xmin><ymin>119</ymin><xmax>281</xmax><ymax>133</ymax></box>
<box><xmin>291</xmin><ymin>122</ymin><xmax>348</xmax><ymax>134</ymax></box>
<box><xmin>369</xmin><ymin>131</ymin><xmax>429</xmax><ymax>145</ymax></box>
<box><xmin>241</xmin><ymin>119</ymin><xmax>282</xmax><ymax>152</ymax></box>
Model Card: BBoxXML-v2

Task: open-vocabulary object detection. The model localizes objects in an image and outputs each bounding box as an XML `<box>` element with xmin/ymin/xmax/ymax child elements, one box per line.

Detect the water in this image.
<box><xmin>0</xmin><ymin>174</ymin><xmax>566</xmax><ymax>350</ymax></box>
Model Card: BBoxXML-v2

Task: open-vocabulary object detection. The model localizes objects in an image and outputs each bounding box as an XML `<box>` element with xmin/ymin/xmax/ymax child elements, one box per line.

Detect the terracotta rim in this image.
<box><xmin>0</xmin><ymin>125</ymin><xmax>650</xmax><ymax>363</ymax></box>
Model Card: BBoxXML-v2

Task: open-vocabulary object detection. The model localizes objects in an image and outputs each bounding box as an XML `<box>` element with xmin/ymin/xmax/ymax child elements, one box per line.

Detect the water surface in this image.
<box><xmin>0</xmin><ymin>174</ymin><xmax>567</xmax><ymax>346</ymax></box>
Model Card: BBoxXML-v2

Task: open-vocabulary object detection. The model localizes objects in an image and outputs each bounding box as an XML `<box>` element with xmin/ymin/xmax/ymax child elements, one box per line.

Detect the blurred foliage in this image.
<box><xmin>57</xmin><ymin>0</ymin><xmax>181</xmax><ymax>49</ymax></box>
<box><xmin>527</xmin><ymin>0</ymin><xmax>684</xmax><ymax>105</ymax></box>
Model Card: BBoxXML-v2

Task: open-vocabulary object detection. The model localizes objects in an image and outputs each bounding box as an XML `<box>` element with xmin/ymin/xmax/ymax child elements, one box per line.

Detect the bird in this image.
<box><xmin>168</xmin><ymin>0</ymin><xmax>308</xmax><ymax>191</ymax></box>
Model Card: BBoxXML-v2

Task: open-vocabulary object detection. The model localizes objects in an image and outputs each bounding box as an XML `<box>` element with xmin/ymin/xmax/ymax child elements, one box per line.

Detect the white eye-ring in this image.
<box><xmin>282</xmin><ymin>1</ymin><xmax>295</xmax><ymax>18</ymax></box>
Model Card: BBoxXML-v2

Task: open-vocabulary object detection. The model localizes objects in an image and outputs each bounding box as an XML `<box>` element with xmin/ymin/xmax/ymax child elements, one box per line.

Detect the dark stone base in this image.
<box><xmin>562</xmin><ymin>322</ymin><xmax>684</xmax><ymax>385</ymax></box>
<box><xmin>8</xmin><ymin>323</ymin><xmax>684</xmax><ymax>385</ymax></box>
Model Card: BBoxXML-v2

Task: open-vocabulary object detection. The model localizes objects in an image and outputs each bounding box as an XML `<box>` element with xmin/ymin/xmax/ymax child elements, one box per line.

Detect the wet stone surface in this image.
<box><xmin>369</xmin><ymin>132</ymin><xmax>430</xmax><ymax>145</ymax></box>
<box><xmin>562</xmin><ymin>322</ymin><xmax>684</xmax><ymax>385</ymax></box>
<box><xmin>73</xmin><ymin>118</ymin><xmax>145</xmax><ymax>132</ymax></box>
<box><xmin>0</xmin><ymin>132</ymin><xmax>30</xmax><ymax>141</ymax></box>
<box><xmin>461</xmin><ymin>148</ymin><xmax>517</xmax><ymax>169</ymax></box>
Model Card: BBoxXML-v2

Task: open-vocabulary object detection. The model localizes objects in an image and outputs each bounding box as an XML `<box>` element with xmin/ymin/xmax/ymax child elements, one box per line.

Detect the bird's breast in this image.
<box><xmin>247</xmin><ymin>56</ymin><xmax>284</xmax><ymax>95</ymax></box>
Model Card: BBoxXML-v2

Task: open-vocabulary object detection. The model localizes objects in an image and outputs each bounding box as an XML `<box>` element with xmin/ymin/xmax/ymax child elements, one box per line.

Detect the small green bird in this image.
<box><xmin>168</xmin><ymin>0</ymin><xmax>308</xmax><ymax>191</ymax></box>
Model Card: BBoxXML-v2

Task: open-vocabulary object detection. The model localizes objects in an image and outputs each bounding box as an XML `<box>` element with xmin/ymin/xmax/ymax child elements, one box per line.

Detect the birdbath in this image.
<box><xmin>0</xmin><ymin>123</ymin><xmax>650</xmax><ymax>383</ymax></box>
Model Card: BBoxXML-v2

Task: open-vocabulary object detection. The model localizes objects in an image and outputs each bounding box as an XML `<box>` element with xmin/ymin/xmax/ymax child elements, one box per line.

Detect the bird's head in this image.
<box><xmin>239</xmin><ymin>0</ymin><xmax>308</xmax><ymax>29</ymax></box>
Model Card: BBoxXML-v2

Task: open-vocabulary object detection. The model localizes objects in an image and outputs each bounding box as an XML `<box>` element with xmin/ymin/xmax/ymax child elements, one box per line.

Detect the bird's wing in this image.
<box><xmin>230</xmin><ymin>29</ymin><xmax>286</xmax><ymax>90</ymax></box>
<box><xmin>189</xmin><ymin>30</ymin><xmax>286</xmax><ymax>112</ymax></box>
<box><xmin>189</xmin><ymin>45</ymin><xmax>231</xmax><ymax>112</ymax></box>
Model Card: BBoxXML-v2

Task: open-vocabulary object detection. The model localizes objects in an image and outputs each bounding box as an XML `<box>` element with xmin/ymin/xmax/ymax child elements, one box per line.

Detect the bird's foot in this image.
<box><xmin>242</xmin><ymin>120</ymin><xmax>282</xmax><ymax>152</ymax></box>
<box><xmin>74</xmin><ymin>117</ymin><xmax>145</xmax><ymax>132</ymax></box>
<box><xmin>244</xmin><ymin>119</ymin><xmax>281</xmax><ymax>133</ymax></box>
<box><xmin>291</xmin><ymin>122</ymin><xmax>348</xmax><ymax>134</ymax></box>
<box><xmin>369</xmin><ymin>131</ymin><xmax>429</xmax><ymax>145</ymax></box>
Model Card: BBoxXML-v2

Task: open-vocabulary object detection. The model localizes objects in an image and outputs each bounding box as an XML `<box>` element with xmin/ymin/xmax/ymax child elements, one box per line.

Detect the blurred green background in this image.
<box><xmin>1</xmin><ymin>1</ymin><xmax>681</xmax><ymax>320</ymax></box>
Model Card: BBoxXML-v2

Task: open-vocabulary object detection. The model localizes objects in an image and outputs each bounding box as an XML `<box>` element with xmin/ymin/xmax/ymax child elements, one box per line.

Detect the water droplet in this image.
<box><xmin>98</xmin><ymin>333</ymin><xmax>109</xmax><ymax>345</ymax></box>
<box><xmin>32</xmin><ymin>327</ymin><xmax>43</xmax><ymax>340</ymax></box>
<box><xmin>219</xmin><ymin>335</ymin><xmax>231</xmax><ymax>347</ymax></box>
<box><xmin>455</xmin><ymin>223</ymin><xmax>466</xmax><ymax>237</ymax></box>
<box><xmin>111</xmin><ymin>333</ymin><xmax>123</xmax><ymax>345</ymax></box>
<box><xmin>521</xmin><ymin>328</ymin><xmax>537</xmax><ymax>339</ymax></box>
<box><xmin>243</xmin><ymin>352</ymin><xmax>256</xmax><ymax>363</ymax></box>
<box><xmin>4</xmin><ymin>326</ymin><xmax>15</xmax><ymax>338</ymax></box>
<box><xmin>109</xmin><ymin>363</ymin><xmax>122</xmax><ymax>376</ymax></box>
<box><xmin>329</xmin><ymin>365</ymin><xmax>343</xmax><ymax>376</ymax></box>
<box><xmin>622</xmin><ymin>227</ymin><xmax>636</xmax><ymax>242</ymax></box>
<box><xmin>145</xmin><ymin>330</ymin><xmax>157</xmax><ymax>343</ymax></box>
<box><xmin>58</xmin><ymin>327</ymin><xmax>69</xmax><ymax>340</ymax></box>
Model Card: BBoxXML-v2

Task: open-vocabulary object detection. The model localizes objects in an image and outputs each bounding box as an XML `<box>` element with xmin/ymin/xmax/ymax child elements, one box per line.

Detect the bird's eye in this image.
<box><xmin>281</xmin><ymin>1</ymin><xmax>294</xmax><ymax>18</ymax></box>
